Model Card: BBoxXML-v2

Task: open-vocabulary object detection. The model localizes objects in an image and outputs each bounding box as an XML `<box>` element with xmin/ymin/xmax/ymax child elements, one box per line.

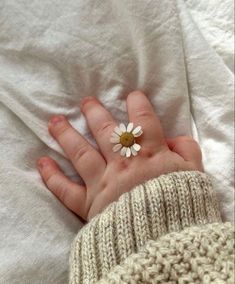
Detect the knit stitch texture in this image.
<box><xmin>69</xmin><ymin>171</ymin><xmax>228</xmax><ymax>284</ymax></box>
<box><xmin>99</xmin><ymin>222</ymin><xmax>234</xmax><ymax>283</ymax></box>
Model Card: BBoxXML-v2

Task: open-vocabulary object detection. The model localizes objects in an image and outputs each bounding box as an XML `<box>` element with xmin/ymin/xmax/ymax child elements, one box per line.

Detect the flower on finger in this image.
<box><xmin>110</xmin><ymin>122</ymin><xmax>143</xmax><ymax>158</ymax></box>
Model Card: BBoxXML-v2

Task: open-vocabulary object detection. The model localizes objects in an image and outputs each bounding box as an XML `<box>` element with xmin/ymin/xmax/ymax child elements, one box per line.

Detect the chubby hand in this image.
<box><xmin>37</xmin><ymin>91</ymin><xmax>203</xmax><ymax>221</ymax></box>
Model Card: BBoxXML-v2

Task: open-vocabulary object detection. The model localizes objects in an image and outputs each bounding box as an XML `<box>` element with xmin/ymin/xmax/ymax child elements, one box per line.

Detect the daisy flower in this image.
<box><xmin>110</xmin><ymin>122</ymin><xmax>143</xmax><ymax>158</ymax></box>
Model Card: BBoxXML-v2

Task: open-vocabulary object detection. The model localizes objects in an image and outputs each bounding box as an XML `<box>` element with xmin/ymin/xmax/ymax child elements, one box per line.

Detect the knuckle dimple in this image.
<box><xmin>115</xmin><ymin>158</ymin><xmax>130</xmax><ymax>171</ymax></box>
<box><xmin>139</xmin><ymin>148</ymin><xmax>154</xmax><ymax>158</ymax></box>
<box><xmin>138</xmin><ymin>147</ymin><xmax>155</xmax><ymax>158</ymax></box>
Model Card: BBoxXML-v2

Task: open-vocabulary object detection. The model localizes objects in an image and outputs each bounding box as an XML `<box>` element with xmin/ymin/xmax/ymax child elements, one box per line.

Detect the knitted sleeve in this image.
<box><xmin>69</xmin><ymin>171</ymin><xmax>222</xmax><ymax>284</ymax></box>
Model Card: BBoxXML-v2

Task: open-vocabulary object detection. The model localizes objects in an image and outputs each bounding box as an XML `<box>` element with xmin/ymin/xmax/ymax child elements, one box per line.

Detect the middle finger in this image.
<box><xmin>127</xmin><ymin>91</ymin><xmax>166</xmax><ymax>149</ymax></box>
<box><xmin>80</xmin><ymin>97</ymin><xmax>118</xmax><ymax>160</ymax></box>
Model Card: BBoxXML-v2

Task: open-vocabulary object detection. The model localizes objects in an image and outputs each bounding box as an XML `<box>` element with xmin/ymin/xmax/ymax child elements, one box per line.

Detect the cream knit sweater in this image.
<box><xmin>69</xmin><ymin>171</ymin><xmax>234</xmax><ymax>283</ymax></box>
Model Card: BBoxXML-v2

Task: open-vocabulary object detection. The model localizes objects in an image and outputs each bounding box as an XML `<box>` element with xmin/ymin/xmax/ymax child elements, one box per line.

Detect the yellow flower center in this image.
<box><xmin>120</xmin><ymin>132</ymin><xmax>135</xmax><ymax>147</ymax></box>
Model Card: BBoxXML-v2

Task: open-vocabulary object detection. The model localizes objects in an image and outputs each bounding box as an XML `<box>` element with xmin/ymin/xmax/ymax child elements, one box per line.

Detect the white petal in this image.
<box><xmin>133</xmin><ymin>129</ymin><xmax>143</xmax><ymax>137</ymax></box>
<box><xmin>111</xmin><ymin>132</ymin><xmax>120</xmax><ymax>138</ymax></box>
<box><xmin>120</xmin><ymin>147</ymin><xmax>127</xmax><ymax>156</ymax></box>
<box><xmin>119</xmin><ymin>123</ymin><xmax>126</xmax><ymax>133</ymax></box>
<box><xmin>131</xmin><ymin>146</ymin><xmax>138</xmax><ymax>156</ymax></box>
<box><xmin>110</xmin><ymin>137</ymin><xmax>120</xmax><ymax>143</ymax></box>
<box><xmin>132</xmin><ymin>126</ymin><xmax>142</xmax><ymax>135</ymax></box>
<box><xmin>126</xmin><ymin>147</ymin><xmax>131</xmax><ymax>158</ymax></box>
<box><xmin>127</xmin><ymin>122</ymin><xmax>134</xmax><ymax>132</ymax></box>
<box><xmin>114</xmin><ymin>126</ymin><xmax>122</xmax><ymax>136</ymax></box>
<box><xmin>133</xmin><ymin>143</ymin><xmax>141</xmax><ymax>152</ymax></box>
<box><xmin>113</xmin><ymin>144</ymin><xmax>122</xmax><ymax>152</ymax></box>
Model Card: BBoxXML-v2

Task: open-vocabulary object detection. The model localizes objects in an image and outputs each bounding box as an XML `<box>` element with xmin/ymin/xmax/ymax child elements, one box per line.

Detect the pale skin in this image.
<box><xmin>37</xmin><ymin>91</ymin><xmax>203</xmax><ymax>221</ymax></box>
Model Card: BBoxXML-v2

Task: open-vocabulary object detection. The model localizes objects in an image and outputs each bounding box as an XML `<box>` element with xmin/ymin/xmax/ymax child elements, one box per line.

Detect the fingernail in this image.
<box><xmin>49</xmin><ymin>115</ymin><xmax>65</xmax><ymax>126</ymax></box>
<box><xmin>37</xmin><ymin>158</ymin><xmax>48</xmax><ymax>171</ymax></box>
<box><xmin>80</xmin><ymin>96</ymin><xmax>97</xmax><ymax>109</ymax></box>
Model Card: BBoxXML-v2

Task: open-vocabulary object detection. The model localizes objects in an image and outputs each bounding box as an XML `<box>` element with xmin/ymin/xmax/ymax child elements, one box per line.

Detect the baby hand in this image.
<box><xmin>37</xmin><ymin>91</ymin><xmax>203</xmax><ymax>221</ymax></box>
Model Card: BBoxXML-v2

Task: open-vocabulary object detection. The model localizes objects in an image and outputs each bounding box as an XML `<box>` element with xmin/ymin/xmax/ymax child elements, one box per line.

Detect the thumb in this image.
<box><xmin>166</xmin><ymin>136</ymin><xmax>203</xmax><ymax>171</ymax></box>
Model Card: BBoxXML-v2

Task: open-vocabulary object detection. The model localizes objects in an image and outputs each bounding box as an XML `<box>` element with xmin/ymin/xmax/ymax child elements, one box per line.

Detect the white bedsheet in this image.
<box><xmin>0</xmin><ymin>0</ymin><xmax>234</xmax><ymax>283</ymax></box>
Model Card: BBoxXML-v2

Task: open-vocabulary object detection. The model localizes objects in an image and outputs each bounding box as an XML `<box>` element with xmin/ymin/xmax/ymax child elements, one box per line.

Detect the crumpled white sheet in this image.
<box><xmin>0</xmin><ymin>0</ymin><xmax>234</xmax><ymax>283</ymax></box>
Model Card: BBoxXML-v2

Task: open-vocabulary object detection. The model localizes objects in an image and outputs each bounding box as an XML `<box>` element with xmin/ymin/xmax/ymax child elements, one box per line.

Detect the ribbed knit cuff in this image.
<box><xmin>69</xmin><ymin>171</ymin><xmax>221</xmax><ymax>284</ymax></box>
